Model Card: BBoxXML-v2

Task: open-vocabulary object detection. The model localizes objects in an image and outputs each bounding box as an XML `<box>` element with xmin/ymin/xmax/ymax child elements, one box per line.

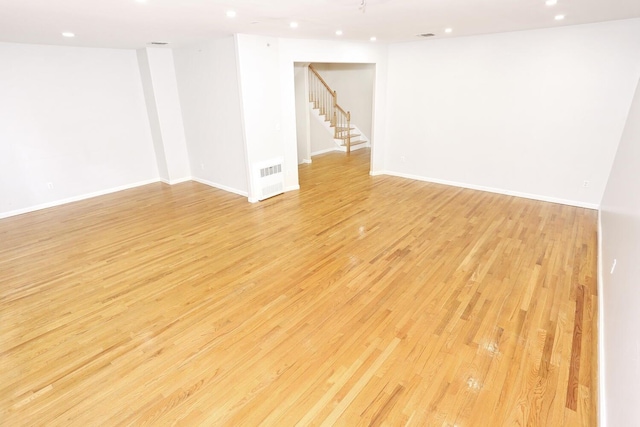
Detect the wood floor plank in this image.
<box><xmin>0</xmin><ymin>149</ymin><xmax>598</xmax><ymax>426</ymax></box>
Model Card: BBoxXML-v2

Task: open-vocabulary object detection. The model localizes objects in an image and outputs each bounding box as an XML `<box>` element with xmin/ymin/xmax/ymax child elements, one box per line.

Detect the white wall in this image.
<box><xmin>294</xmin><ymin>63</ymin><xmax>311</xmax><ymax>164</ymax></box>
<box><xmin>173</xmin><ymin>37</ymin><xmax>248</xmax><ymax>195</ymax></box>
<box><xmin>309</xmin><ymin>107</ymin><xmax>336</xmax><ymax>155</ymax></box>
<box><xmin>0</xmin><ymin>42</ymin><xmax>159</xmax><ymax>217</ymax></box>
<box><xmin>311</xmin><ymin>63</ymin><xmax>375</xmax><ymax>140</ymax></box>
<box><xmin>215</xmin><ymin>35</ymin><xmax>388</xmax><ymax>198</ymax></box>
<box><xmin>235</xmin><ymin>34</ymin><xmax>284</xmax><ymax>200</ymax></box>
<box><xmin>137</xmin><ymin>49</ymin><xmax>169</xmax><ymax>181</ymax></box>
<box><xmin>384</xmin><ymin>19</ymin><xmax>640</xmax><ymax>208</ymax></box>
<box><xmin>140</xmin><ymin>48</ymin><xmax>191</xmax><ymax>184</ymax></box>
<box><xmin>600</xmin><ymin>78</ymin><xmax>640</xmax><ymax>426</ymax></box>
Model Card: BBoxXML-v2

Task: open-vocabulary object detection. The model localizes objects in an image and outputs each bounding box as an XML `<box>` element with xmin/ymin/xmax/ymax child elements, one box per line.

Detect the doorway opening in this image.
<box><xmin>293</xmin><ymin>62</ymin><xmax>375</xmax><ymax>184</ymax></box>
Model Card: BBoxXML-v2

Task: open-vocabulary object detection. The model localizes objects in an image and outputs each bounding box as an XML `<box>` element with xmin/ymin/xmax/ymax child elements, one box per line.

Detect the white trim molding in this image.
<box><xmin>190</xmin><ymin>177</ymin><xmax>248</xmax><ymax>197</ymax></box>
<box><xmin>372</xmin><ymin>170</ymin><xmax>599</xmax><ymax>210</ymax></box>
<box><xmin>310</xmin><ymin>147</ymin><xmax>341</xmax><ymax>157</ymax></box>
<box><xmin>0</xmin><ymin>178</ymin><xmax>160</xmax><ymax>219</ymax></box>
<box><xmin>0</xmin><ymin>176</ymin><xmax>255</xmax><ymax>219</ymax></box>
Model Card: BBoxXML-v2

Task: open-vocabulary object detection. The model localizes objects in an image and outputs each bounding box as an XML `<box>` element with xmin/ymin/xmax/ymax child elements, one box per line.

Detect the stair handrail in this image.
<box><xmin>308</xmin><ymin>65</ymin><xmax>352</xmax><ymax>154</ymax></box>
<box><xmin>308</xmin><ymin>65</ymin><xmax>334</xmax><ymax>101</ymax></box>
<box><xmin>308</xmin><ymin>65</ymin><xmax>337</xmax><ymax>127</ymax></box>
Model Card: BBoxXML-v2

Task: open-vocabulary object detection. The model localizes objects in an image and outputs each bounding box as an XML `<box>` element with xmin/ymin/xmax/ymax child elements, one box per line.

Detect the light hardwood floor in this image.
<box><xmin>0</xmin><ymin>149</ymin><xmax>598</xmax><ymax>426</ymax></box>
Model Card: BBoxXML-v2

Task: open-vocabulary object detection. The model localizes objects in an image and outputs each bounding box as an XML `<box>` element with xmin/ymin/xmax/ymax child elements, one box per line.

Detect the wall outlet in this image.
<box><xmin>46</xmin><ymin>182</ymin><xmax>54</xmax><ymax>189</ymax></box>
<box><xmin>583</xmin><ymin>180</ymin><xmax>589</xmax><ymax>188</ymax></box>
<box><xmin>200</xmin><ymin>163</ymin><xmax>205</xmax><ymax>171</ymax></box>
<box><xmin>400</xmin><ymin>156</ymin><xmax>406</xmax><ymax>163</ymax></box>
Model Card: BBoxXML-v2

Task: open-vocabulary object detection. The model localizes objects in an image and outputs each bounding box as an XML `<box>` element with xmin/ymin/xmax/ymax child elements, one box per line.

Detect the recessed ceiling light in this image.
<box><xmin>554</xmin><ymin>14</ymin><xmax>565</xmax><ymax>20</ymax></box>
<box><xmin>62</xmin><ymin>32</ymin><xmax>75</xmax><ymax>38</ymax></box>
<box><xmin>370</xmin><ymin>36</ymin><xmax>377</xmax><ymax>42</ymax></box>
<box><xmin>290</xmin><ymin>21</ymin><xmax>299</xmax><ymax>29</ymax></box>
<box><xmin>336</xmin><ymin>30</ymin><xmax>343</xmax><ymax>36</ymax></box>
<box><xmin>445</xmin><ymin>28</ymin><xmax>453</xmax><ymax>33</ymax></box>
<box><xmin>226</xmin><ymin>10</ymin><xmax>236</xmax><ymax>18</ymax></box>
<box><xmin>545</xmin><ymin>0</ymin><xmax>558</xmax><ymax>5</ymax></box>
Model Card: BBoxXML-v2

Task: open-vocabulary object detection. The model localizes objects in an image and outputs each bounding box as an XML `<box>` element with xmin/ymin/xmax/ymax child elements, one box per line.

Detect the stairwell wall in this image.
<box><xmin>309</xmin><ymin>106</ymin><xmax>337</xmax><ymax>155</ymax></box>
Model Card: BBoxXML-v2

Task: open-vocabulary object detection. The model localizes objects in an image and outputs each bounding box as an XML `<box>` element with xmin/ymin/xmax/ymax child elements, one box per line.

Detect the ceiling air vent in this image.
<box><xmin>148</xmin><ymin>41</ymin><xmax>169</xmax><ymax>45</ymax></box>
<box><xmin>418</xmin><ymin>33</ymin><xmax>435</xmax><ymax>38</ymax></box>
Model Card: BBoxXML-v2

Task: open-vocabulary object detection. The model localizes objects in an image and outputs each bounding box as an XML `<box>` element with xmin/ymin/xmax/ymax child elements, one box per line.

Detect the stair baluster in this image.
<box><xmin>308</xmin><ymin>65</ymin><xmax>364</xmax><ymax>155</ymax></box>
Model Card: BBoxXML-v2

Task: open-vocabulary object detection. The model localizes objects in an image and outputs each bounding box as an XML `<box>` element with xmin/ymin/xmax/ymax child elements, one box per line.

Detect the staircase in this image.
<box><xmin>308</xmin><ymin>65</ymin><xmax>370</xmax><ymax>154</ymax></box>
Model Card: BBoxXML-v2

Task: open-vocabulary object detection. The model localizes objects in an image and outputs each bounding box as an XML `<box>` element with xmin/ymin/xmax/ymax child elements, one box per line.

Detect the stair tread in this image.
<box><xmin>336</xmin><ymin>133</ymin><xmax>361</xmax><ymax>139</ymax></box>
<box><xmin>339</xmin><ymin>139</ymin><xmax>367</xmax><ymax>146</ymax></box>
<box><xmin>311</xmin><ymin>103</ymin><xmax>367</xmax><ymax>147</ymax></box>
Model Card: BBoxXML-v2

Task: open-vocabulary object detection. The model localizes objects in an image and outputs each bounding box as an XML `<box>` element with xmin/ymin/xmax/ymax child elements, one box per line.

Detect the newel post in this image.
<box><xmin>346</xmin><ymin>111</ymin><xmax>351</xmax><ymax>155</ymax></box>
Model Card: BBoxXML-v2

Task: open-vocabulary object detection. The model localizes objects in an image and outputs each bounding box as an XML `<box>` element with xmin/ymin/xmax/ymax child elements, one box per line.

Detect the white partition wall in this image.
<box><xmin>235</xmin><ymin>34</ymin><xmax>284</xmax><ymax>201</ymax></box>
<box><xmin>173</xmin><ymin>37</ymin><xmax>249</xmax><ymax>196</ymax></box>
<box><xmin>600</xmin><ymin>78</ymin><xmax>640</xmax><ymax>427</ymax></box>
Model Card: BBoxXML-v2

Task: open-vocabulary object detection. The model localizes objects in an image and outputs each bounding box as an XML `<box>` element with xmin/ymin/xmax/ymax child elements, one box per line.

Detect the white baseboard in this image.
<box><xmin>375</xmin><ymin>170</ymin><xmax>599</xmax><ymax>210</ymax></box>
<box><xmin>160</xmin><ymin>176</ymin><xmax>192</xmax><ymax>185</ymax></box>
<box><xmin>597</xmin><ymin>211</ymin><xmax>607</xmax><ymax>427</ymax></box>
<box><xmin>310</xmin><ymin>145</ymin><xmax>369</xmax><ymax>156</ymax></box>
<box><xmin>334</xmin><ymin>142</ymin><xmax>370</xmax><ymax>153</ymax></box>
<box><xmin>301</xmin><ymin>159</ymin><xmax>312</xmax><ymax>164</ymax></box>
<box><xmin>311</xmin><ymin>147</ymin><xmax>340</xmax><ymax>157</ymax></box>
<box><xmin>190</xmin><ymin>177</ymin><xmax>248</xmax><ymax>197</ymax></box>
<box><xmin>247</xmin><ymin>185</ymin><xmax>298</xmax><ymax>204</ymax></box>
<box><xmin>0</xmin><ymin>178</ymin><xmax>160</xmax><ymax>219</ymax></box>
<box><xmin>170</xmin><ymin>176</ymin><xmax>192</xmax><ymax>185</ymax></box>
<box><xmin>0</xmin><ymin>176</ymin><xmax>254</xmax><ymax>219</ymax></box>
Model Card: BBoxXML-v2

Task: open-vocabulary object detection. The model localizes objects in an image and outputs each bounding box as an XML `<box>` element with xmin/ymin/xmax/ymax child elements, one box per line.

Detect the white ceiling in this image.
<box><xmin>1</xmin><ymin>0</ymin><xmax>639</xmax><ymax>49</ymax></box>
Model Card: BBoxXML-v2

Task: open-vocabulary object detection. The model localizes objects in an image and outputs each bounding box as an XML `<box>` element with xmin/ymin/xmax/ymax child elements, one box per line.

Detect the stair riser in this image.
<box><xmin>309</xmin><ymin>103</ymin><xmax>370</xmax><ymax>150</ymax></box>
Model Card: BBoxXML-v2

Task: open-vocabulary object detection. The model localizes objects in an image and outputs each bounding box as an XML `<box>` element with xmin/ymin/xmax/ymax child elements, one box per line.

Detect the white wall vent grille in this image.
<box><xmin>252</xmin><ymin>158</ymin><xmax>284</xmax><ymax>201</ymax></box>
<box><xmin>260</xmin><ymin>164</ymin><xmax>281</xmax><ymax>178</ymax></box>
